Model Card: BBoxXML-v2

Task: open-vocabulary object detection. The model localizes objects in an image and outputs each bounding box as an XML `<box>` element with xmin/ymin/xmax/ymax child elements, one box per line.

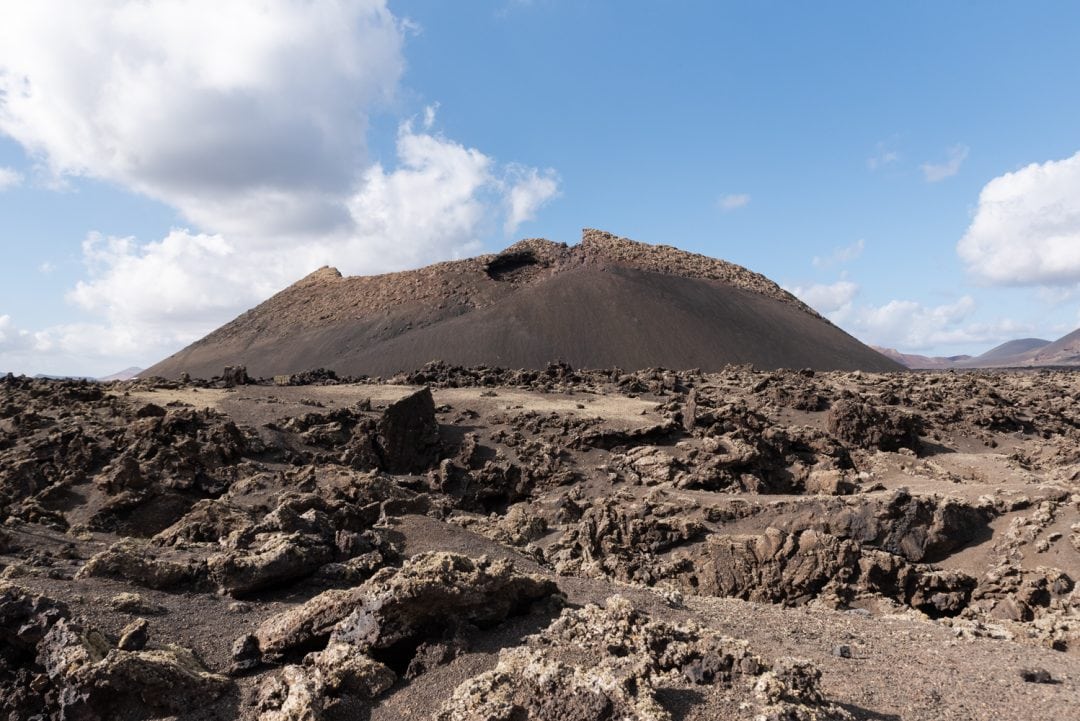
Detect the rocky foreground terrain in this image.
<box><xmin>1</xmin><ymin>364</ymin><xmax>1078</xmax><ymax>720</ymax></box>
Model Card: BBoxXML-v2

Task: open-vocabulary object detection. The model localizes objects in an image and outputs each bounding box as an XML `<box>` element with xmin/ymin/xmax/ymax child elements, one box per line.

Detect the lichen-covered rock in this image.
<box><xmin>76</xmin><ymin>539</ymin><xmax>205</xmax><ymax>590</ymax></box>
<box><xmin>436</xmin><ymin>596</ymin><xmax>852</xmax><ymax>721</ymax></box>
<box><xmin>257</xmin><ymin>664</ymin><xmax>325</xmax><ymax>721</ymax></box>
<box><xmin>681</xmin><ymin>528</ymin><xmax>976</xmax><ymax>616</ymax></box>
<box><xmin>549</xmin><ymin>497</ymin><xmax>702</xmax><ymax>583</ymax></box>
<box><xmin>447</xmin><ymin>504</ymin><xmax>548</xmax><ymax>557</ymax></box>
<box><xmin>47</xmin><ymin>638</ymin><xmax>230</xmax><ymax>720</ymax></box>
<box><xmin>327</xmin><ymin>552</ymin><xmax>555</xmax><ymax>653</ymax></box>
<box><xmin>255</xmin><ymin>649</ymin><xmax>394</xmax><ymax>721</ymax></box>
<box><xmin>312</xmin><ymin>641</ymin><xmax>396</xmax><ymax>696</ymax></box>
<box><xmin>255</xmin><ymin>552</ymin><xmax>555</xmax><ymax>661</ymax></box>
<box><xmin>777</xmin><ymin>489</ymin><xmax>990</xmax><ymax>563</ymax></box>
<box><xmin>208</xmin><ymin>532</ymin><xmax>334</xmax><ymax>596</ymax></box>
<box><xmin>251</xmin><ymin>554</ymin><xmax>554</xmax><ymax>716</ymax></box>
<box><xmin>689</xmin><ymin>528</ymin><xmax>859</xmax><ymax>604</ymax></box>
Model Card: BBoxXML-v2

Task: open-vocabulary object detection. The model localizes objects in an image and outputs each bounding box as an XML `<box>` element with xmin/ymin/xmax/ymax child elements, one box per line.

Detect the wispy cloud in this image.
<box><xmin>922</xmin><ymin>144</ymin><xmax>969</xmax><ymax>182</ymax></box>
<box><xmin>786</xmin><ymin>280</ymin><xmax>859</xmax><ymax>314</ymax></box>
<box><xmin>812</xmin><ymin>239</ymin><xmax>865</xmax><ymax>269</ymax></box>
<box><xmin>504</xmin><ymin>166</ymin><xmax>560</xmax><ymax>234</ymax></box>
<box><xmin>717</xmin><ymin>193</ymin><xmax>751</xmax><ymax>212</ymax></box>
<box><xmin>0</xmin><ymin>166</ymin><xmax>22</xmax><ymax>191</ymax></box>
<box><xmin>867</xmin><ymin>140</ymin><xmax>900</xmax><ymax>170</ymax></box>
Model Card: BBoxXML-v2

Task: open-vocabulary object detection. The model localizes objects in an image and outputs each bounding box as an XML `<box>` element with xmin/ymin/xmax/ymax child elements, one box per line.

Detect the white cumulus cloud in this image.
<box><xmin>830</xmin><ymin>295</ymin><xmax>1028</xmax><ymax>351</ymax></box>
<box><xmin>957</xmin><ymin>150</ymin><xmax>1080</xmax><ymax>286</ymax></box>
<box><xmin>921</xmin><ymin>144</ymin><xmax>969</xmax><ymax>182</ymax></box>
<box><xmin>40</xmin><ymin>120</ymin><xmax>548</xmax><ymax>372</ymax></box>
<box><xmin>0</xmin><ymin>0</ymin><xmax>403</xmax><ymax>237</ymax></box>
<box><xmin>0</xmin><ymin>315</ymin><xmax>31</xmax><ymax>352</ymax></box>
<box><xmin>787</xmin><ymin>274</ymin><xmax>1027</xmax><ymax>352</ymax></box>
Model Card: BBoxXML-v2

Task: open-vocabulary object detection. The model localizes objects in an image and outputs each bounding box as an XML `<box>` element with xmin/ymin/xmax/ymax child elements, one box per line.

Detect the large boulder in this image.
<box><xmin>254</xmin><ymin>552</ymin><xmax>556</xmax><ymax>662</ymax></box>
<box><xmin>376</xmin><ymin>387</ymin><xmax>441</xmax><ymax>473</ymax></box>
<box><xmin>826</xmin><ymin>398</ymin><xmax>921</xmax><ymax>452</ymax></box>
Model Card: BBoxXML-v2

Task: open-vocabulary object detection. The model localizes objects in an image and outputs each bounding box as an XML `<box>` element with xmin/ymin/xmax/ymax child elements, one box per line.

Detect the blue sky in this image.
<box><xmin>1</xmin><ymin>1</ymin><xmax>1079</xmax><ymax>375</ymax></box>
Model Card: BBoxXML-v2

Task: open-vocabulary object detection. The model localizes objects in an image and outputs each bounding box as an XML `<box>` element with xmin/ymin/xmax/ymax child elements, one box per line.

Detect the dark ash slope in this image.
<box><xmin>144</xmin><ymin>229</ymin><xmax>903</xmax><ymax>378</ymax></box>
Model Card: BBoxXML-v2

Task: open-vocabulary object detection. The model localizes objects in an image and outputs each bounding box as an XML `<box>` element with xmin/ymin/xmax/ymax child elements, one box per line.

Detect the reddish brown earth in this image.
<box><xmin>143</xmin><ymin>230</ymin><xmax>902</xmax><ymax>379</ymax></box>
<box><xmin>1</xmin><ymin>364</ymin><xmax>1078</xmax><ymax>720</ymax></box>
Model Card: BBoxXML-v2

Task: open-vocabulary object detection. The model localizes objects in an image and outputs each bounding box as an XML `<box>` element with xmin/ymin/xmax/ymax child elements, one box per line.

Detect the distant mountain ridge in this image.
<box><xmin>143</xmin><ymin>229</ymin><xmax>903</xmax><ymax>378</ymax></box>
<box><xmin>876</xmin><ymin>333</ymin><xmax>1080</xmax><ymax>369</ymax></box>
<box><xmin>20</xmin><ymin>367</ymin><xmax>145</xmax><ymax>382</ymax></box>
<box><xmin>871</xmin><ymin>347</ymin><xmax>971</xmax><ymax>370</ymax></box>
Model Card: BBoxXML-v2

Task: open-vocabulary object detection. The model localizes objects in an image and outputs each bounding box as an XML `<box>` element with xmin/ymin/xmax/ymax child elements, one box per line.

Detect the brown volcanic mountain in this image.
<box><xmin>871</xmin><ymin>346</ymin><xmax>972</xmax><ymax>370</ymax></box>
<box><xmin>1016</xmin><ymin>327</ymin><xmax>1080</xmax><ymax>366</ymax></box>
<box><xmin>144</xmin><ymin>229</ymin><xmax>903</xmax><ymax>378</ymax></box>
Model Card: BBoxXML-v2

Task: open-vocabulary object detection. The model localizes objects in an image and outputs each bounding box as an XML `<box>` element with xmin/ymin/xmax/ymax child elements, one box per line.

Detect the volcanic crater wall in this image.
<box><xmin>143</xmin><ymin>229</ymin><xmax>902</xmax><ymax>379</ymax></box>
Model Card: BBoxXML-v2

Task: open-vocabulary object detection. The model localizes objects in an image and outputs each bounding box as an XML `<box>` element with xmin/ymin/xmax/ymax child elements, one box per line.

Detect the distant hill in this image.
<box><xmin>143</xmin><ymin>229</ymin><xmax>903</xmax><ymax>379</ymax></box>
<box><xmin>871</xmin><ymin>347</ymin><xmax>971</xmax><ymax>370</ymax></box>
<box><xmin>1021</xmin><ymin>328</ymin><xmax>1080</xmax><ymax>367</ymax></box>
<box><xmin>877</xmin><ymin>331</ymin><xmax>1080</xmax><ymax>370</ymax></box>
<box><xmin>98</xmin><ymin>367</ymin><xmax>144</xmax><ymax>381</ymax></box>
<box><xmin>955</xmin><ymin>338</ymin><xmax>1052</xmax><ymax>368</ymax></box>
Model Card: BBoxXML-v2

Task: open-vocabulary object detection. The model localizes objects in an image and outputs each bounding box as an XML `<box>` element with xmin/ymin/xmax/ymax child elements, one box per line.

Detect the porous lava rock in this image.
<box><xmin>826</xmin><ymin>398</ymin><xmax>922</xmax><ymax>452</ymax></box>
<box><xmin>436</xmin><ymin>596</ymin><xmax>852</xmax><ymax>721</ymax></box>
<box><xmin>0</xmin><ymin>584</ymin><xmax>228</xmax><ymax>721</ymax></box>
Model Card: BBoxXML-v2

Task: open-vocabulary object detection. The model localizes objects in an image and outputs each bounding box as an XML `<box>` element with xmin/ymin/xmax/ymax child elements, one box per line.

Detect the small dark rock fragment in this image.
<box><xmin>222</xmin><ymin>365</ymin><xmax>250</xmax><ymax>388</ymax></box>
<box><xmin>230</xmin><ymin>633</ymin><xmax>262</xmax><ymax>675</ymax></box>
<box><xmin>135</xmin><ymin>403</ymin><xmax>167</xmax><ymax>418</ymax></box>
<box><xmin>118</xmin><ymin>618</ymin><xmax>149</xmax><ymax>651</ymax></box>
<box><xmin>1019</xmin><ymin>668</ymin><xmax>1054</xmax><ymax>684</ymax></box>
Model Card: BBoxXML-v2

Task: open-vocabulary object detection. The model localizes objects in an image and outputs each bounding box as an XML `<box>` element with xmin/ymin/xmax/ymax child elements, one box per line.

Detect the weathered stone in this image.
<box><xmin>208</xmin><ymin>532</ymin><xmax>334</xmax><ymax>597</ymax></box>
<box><xmin>827</xmin><ymin>398</ymin><xmax>921</xmax><ymax>452</ymax></box>
<box><xmin>117</xmin><ymin>618</ymin><xmax>149</xmax><ymax>651</ymax></box>
<box><xmin>76</xmin><ymin>540</ymin><xmax>204</xmax><ymax>590</ymax></box>
<box><xmin>256</xmin><ymin>552</ymin><xmax>555</xmax><ymax>662</ymax></box>
<box><xmin>436</xmin><ymin>597</ymin><xmax>851</xmax><ymax>721</ymax></box>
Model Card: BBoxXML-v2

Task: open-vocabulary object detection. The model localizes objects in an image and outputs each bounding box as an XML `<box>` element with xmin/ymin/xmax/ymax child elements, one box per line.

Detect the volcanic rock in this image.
<box><xmin>254</xmin><ymin>552</ymin><xmax>555</xmax><ymax>662</ymax></box>
<box><xmin>436</xmin><ymin>596</ymin><xmax>852</xmax><ymax>721</ymax></box>
<box><xmin>3</xmin><ymin>365</ymin><xmax>1080</xmax><ymax>720</ymax></box>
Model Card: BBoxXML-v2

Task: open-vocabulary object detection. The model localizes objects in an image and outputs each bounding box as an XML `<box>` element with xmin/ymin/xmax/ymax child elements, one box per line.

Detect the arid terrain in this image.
<box><xmin>1</xmin><ymin>363</ymin><xmax>1078</xmax><ymax>720</ymax></box>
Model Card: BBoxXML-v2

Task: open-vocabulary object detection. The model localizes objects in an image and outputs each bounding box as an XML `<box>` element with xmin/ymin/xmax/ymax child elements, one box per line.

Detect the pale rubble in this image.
<box><xmin>436</xmin><ymin>596</ymin><xmax>853</xmax><ymax>721</ymax></box>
